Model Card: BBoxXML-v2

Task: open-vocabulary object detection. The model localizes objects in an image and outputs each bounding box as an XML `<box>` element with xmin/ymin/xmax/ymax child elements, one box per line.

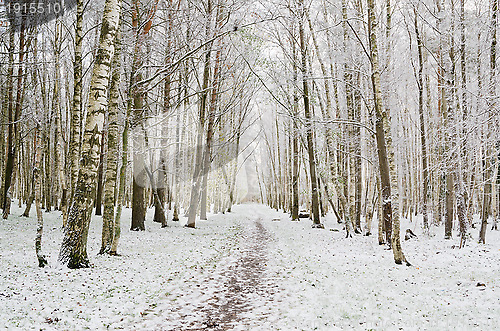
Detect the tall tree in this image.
<box><xmin>367</xmin><ymin>0</ymin><xmax>407</xmax><ymax>265</ymax></box>
<box><xmin>130</xmin><ymin>0</ymin><xmax>159</xmax><ymax>231</ymax></box>
<box><xmin>186</xmin><ymin>0</ymin><xmax>214</xmax><ymax>228</ymax></box>
<box><xmin>69</xmin><ymin>0</ymin><xmax>84</xmax><ymax>208</ymax></box>
<box><xmin>479</xmin><ymin>0</ymin><xmax>497</xmax><ymax>244</ymax></box>
<box><xmin>100</xmin><ymin>18</ymin><xmax>122</xmax><ymax>255</ymax></box>
<box><xmin>200</xmin><ymin>1</ymin><xmax>224</xmax><ymax>221</ymax></box>
<box><xmin>413</xmin><ymin>6</ymin><xmax>430</xmax><ymax>232</ymax></box>
<box><xmin>298</xmin><ymin>0</ymin><xmax>322</xmax><ymax>228</ymax></box>
<box><xmin>2</xmin><ymin>17</ymin><xmax>26</xmax><ymax>219</ymax></box>
<box><xmin>59</xmin><ymin>0</ymin><xmax>123</xmax><ymax>268</ymax></box>
<box><xmin>34</xmin><ymin>124</ymin><xmax>47</xmax><ymax>268</ymax></box>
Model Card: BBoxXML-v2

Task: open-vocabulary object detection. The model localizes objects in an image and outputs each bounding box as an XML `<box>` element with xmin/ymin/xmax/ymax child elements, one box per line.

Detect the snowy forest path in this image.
<box><xmin>196</xmin><ymin>218</ymin><xmax>275</xmax><ymax>330</ymax></box>
<box><xmin>133</xmin><ymin>210</ymin><xmax>280</xmax><ymax>330</ymax></box>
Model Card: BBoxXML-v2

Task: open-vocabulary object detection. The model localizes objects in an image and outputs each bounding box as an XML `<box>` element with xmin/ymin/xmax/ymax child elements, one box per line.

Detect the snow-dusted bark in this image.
<box><xmin>101</xmin><ymin>22</ymin><xmax>122</xmax><ymax>255</ymax></box>
<box><xmin>200</xmin><ymin>3</ymin><xmax>224</xmax><ymax>221</ymax></box>
<box><xmin>307</xmin><ymin>7</ymin><xmax>344</xmax><ymax>227</ymax></box>
<box><xmin>495</xmin><ymin>149</ymin><xmax>500</xmax><ymax>231</ymax></box>
<box><xmin>187</xmin><ymin>0</ymin><xmax>214</xmax><ymax>228</ymax></box>
<box><xmin>34</xmin><ymin>126</ymin><xmax>48</xmax><ymax>268</ymax></box>
<box><xmin>111</xmin><ymin>91</ymin><xmax>128</xmax><ymax>255</ymax></box>
<box><xmin>290</xmin><ymin>33</ymin><xmax>300</xmax><ymax>222</ymax></box>
<box><xmin>130</xmin><ymin>0</ymin><xmax>159</xmax><ymax>232</ymax></box>
<box><xmin>298</xmin><ymin>0</ymin><xmax>322</xmax><ymax>228</ymax></box>
<box><xmin>496</xmin><ymin>149</ymin><xmax>500</xmax><ymax>231</ymax></box>
<box><xmin>69</xmin><ymin>0</ymin><xmax>84</xmax><ymax>209</ymax></box>
<box><xmin>413</xmin><ymin>8</ymin><xmax>430</xmax><ymax>232</ymax></box>
<box><xmin>2</xmin><ymin>19</ymin><xmax>25</xmax><ymax>219</ymax></box>
<box><xmin>367</xmin><ymin>0</ymin><xmax>406</xmax><ymax>265</ymax></box>
<box><xmin>479</xmin><ymin>0</ymin><xmax>497</xmax><ymax>244</ymax></box>
<box><xmin>52</xmin><ymin>20</ymin><xmax>68</xmax><ymax>226</ymax></box>
<box><xmin>59</xmin><ymin>0</ymin><xmax>123</xmax><ymax>268</ymax></box>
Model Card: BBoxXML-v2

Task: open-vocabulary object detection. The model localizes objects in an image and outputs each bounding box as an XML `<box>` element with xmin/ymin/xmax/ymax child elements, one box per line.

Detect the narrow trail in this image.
<box><xmin>198</xmin><ymin>219</ymin><xmax>273</xmax><ymax>330</ymax></box>
<box><xmin>137</xmin><ymin>217</ymin><xmax>278</xmax><ymax>330</ymax></box>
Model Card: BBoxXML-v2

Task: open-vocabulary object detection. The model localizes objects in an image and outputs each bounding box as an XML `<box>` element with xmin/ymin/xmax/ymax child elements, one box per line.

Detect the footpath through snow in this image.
<box><xmin>0</xmin><ymin>202</ymin><xmax>499</xmax><ymax>330</ymax></box>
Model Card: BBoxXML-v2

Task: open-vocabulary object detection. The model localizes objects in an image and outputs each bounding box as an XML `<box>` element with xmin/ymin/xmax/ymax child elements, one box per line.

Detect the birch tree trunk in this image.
<box><xmin>59</xmin><ymin>0</ymin><xmax>122</xmax><ymax>268</ymax></box>
<box><xmin>101</xmin><ymin>20</ymin><xmax>122</xmax><ymax>255</ymax></box>
<box><xmin>53</xmin><ymin>20</ymin><xmax>68</xmax><ymax>224</ymax></box>
<box><xmin>34</xmin><ymin>125</ymin><xmax>48</xmax><ymax>268</ymax></box>
<box><xmin>495</xmin><ymin>147</ymin><xmax>500</xmax><ymax>230</ymax></box>
<box><xmin>95</xmin><ymin>134</ymin><xmax>106</xmax><ymax>216</ymax></box>
<box><xmin>291</xmin><ymin>30</ymin><xmax>300</xmax><ymax>222</ymax></box>
<box><xmin>111</xmin><ymin>87</ymin><xmax>129</xmax><ymax>255</ymax></box>
<box><xmin>368</xmin><ymin>0</ymin><xmax>407</xmax><ymax>265</ymax></box>
<box><xmin>458</xmin><ymin>0</ymin><xmax>470</xmax><ymax>238</ymax></box>
<box><xmin>69</xmin><ymin>0</ymin><xmax>84</xmax><ymax>207</ymax></box>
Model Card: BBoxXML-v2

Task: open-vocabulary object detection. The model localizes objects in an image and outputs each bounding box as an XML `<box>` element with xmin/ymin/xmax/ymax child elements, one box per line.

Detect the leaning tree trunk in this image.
<box><xmin>1</xmin><ymin>26</ymin><xmax>14</xmax><ymax>215</ymax></box>
<box><xmin>58</xmin><ymin>0</ymin><xmax>122</xmax><ymax>268</ymax></box>
<box><xmin>298</xmin><ymin>0</ymin><xmax>322</xmax><ymax>228</ymax></box>
<box><xmin>368</xmin><ymin>0</ymin><xmax>407</xmax><ymax>265</ymax></box>
<box><xmin>3</xmin><ymin>19</ymin><xmax>25</xmax><ymax>219</ymax></box>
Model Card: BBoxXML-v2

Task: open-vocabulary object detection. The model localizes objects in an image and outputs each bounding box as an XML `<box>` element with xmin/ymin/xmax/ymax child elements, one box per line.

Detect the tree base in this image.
<box><xmin>312</xmin><ymin>223</ymin><xmax>324</xmax><ymax>229</ymax></box>
<box><xmin>67</xmin><ymin>258</ymin><xmax>91</xmax><ymax>269</ymax></box>
<box><xmin>38</xmin><ymin>257</ymin><xmax>48</xmax><ymax>268</ymax></box>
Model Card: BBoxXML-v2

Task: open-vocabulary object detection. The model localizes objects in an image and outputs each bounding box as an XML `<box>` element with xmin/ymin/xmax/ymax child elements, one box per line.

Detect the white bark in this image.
<box><xmin>59</xmin><ymin>0</ymin><xmax>123</xmax><ymax>268</ymax></box>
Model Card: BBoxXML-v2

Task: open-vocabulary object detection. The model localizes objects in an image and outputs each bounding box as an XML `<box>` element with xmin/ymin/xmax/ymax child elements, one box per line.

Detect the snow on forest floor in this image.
<box><xmin>0</xmin><ymin>201</ymin><xmax>499</xmax><ymax>330</ymax></box>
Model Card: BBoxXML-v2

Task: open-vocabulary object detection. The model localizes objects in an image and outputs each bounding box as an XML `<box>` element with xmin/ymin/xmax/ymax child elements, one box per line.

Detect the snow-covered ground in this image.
<box><xmin>0</xmin><ymin>202</ymin><xmax>499</xmax><ymax>330</ymax></box>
